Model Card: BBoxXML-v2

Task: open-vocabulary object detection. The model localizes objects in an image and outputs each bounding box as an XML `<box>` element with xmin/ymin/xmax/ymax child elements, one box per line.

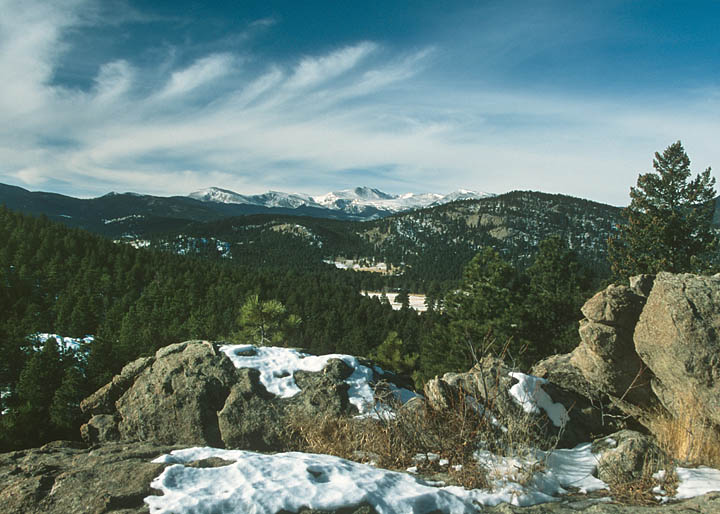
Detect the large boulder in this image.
<box><xmin>81</xmin><ymin>341</ymin><xmax>360</xmax><ymax>450</ymax></box>
<box><xmin>113</xmin><ymin>341</ymin><xmax>238</xmax><ymax>447</ymax></box>
<box><xmin>634</xmin><ymin>272</ymin><xmax>720</xmax><ymax>425</ymax></box>
<box><xmin>571</xmin><ymin>284</ymin><xmax>655</xmax><ymax>407</ymax></box>
<box><xmin>533</xmin><ymin>281</ymin><xmax>660</xmax><ymax>430</ymax></box>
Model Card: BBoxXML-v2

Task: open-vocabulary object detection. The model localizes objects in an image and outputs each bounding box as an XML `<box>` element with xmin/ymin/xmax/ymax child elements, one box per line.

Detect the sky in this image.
<box><xmin>1</xmin><ymin>0</ymin><xmax>719</xmax><ymax>206</ymax></box>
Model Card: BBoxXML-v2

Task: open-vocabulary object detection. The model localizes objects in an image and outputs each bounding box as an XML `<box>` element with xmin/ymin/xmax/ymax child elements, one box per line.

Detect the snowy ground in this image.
<box><xmin>362</xmin><ymin>291</ymin><xmax>428</xmax><ymax>312</ymax></box>
<box><xmin>145</xmin><ymin>445</ymin><xmax>720</xmax><ymax>513</ymax></box>
<box><xmin>143</xmin><ymin>345</ymin><xmax>720</xmax><ymax>513</ymax></box>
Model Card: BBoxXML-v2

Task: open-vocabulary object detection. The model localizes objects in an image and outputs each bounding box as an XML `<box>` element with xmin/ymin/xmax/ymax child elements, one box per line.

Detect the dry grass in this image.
<box><xmin>288</xmin><ymin>394</ymin><xmax>493</xmax><ymax>489</ymax></box>
<box><xmin>648</xmin><ymin>391</ymin><xmax>720</xmax><ymax>468</ymax></box>
<box><xmin>288</xmin><ymin>380</ymin><xmax>557</xmax><ymax>490</ymax></box>
<box><xmin>606</xmin><ymin>458</ymin><xmax>677</xmax><ymax>506</ymax></box>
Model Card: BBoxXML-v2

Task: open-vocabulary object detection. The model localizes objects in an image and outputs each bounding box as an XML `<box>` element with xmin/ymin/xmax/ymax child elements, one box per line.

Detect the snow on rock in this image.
<box><xmin>508</xmin><ymin>372</ymin><xmax>569</xmax><ymax>428</ymax></box>
<box><xmin>145</xmin><ymin>443</ymin><xmax>610</xmax><ymax>514</ymax></box>
<box><xmin>219</xmin><ymin>344</ymin><xmax>418</xmax><ymax>416</ymax></box>
<box><xmin>536</xmin><ymin>444</ymin><xmax>608</xmax><ymax>494</ymax></box>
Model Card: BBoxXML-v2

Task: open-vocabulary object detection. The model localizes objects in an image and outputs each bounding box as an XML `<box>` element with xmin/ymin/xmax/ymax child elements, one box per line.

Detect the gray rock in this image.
<box><xmin>80</xmin><ymin>414</ymin><xmax>120</xmax><ymax>444</ymax></box>
<box><xmin>592</xmin><ymin>430</ymin><xmax>670</xmax><ymax>484</ymax></box>
<box><xmin>581</xmin><ymin>285</ymin><xmax>645</xmax><ymax>330</ymax></box>
<box><xmin>425</xmin><ymin>356</ymin><xmax>613</xmax><ymax>448</ymax></box>
<box><xmin>114</xmin><ymin>341</ymin><xmax>237</xmax><ymax>447</ymax></box>
<box><xmin>531</xmin><ymin>282</ymin><xmax>659</xmax><ymax>429</ymax></box>
<box><xmin>81</xmin><ymin>341</ymin><xmax>367</xmax><ymax>451</ymax></box>
<box><xmin>634</xmin><ymin>272</ymin><xmax>720</xmax><ymax>426</ymax></box>
<box><xmin>572</xmin><ymin>319</ymin><xmax>655</xmax><ymax>407</ymax></box>
<box><xmin>80</xmin><ymin>356</ymin><xmax>154</xmax><ymax>416</ymax></box>
<box><xmin>218</xmin><ymin>383</ymin><xmax>288</xmax><ymax>450</ymax></box>
<box><xmin>0</xmin><ymin>440</ymin><xmax>179</xmax><ymax>514</ymax></box>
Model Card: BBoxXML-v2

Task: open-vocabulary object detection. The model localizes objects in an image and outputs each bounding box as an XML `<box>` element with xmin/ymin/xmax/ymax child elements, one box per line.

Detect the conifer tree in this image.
<box><xmin>523</xmin><ymin>236</ymin><xmax>592</xmax><ymax>357</ymax></box>
<box><xmin>608</xmin><ymin>141</ymin><xmax>717</xmax><ymax>276</ymax></box>
<box><xmin>237</xmin><ymin>295</ymin><xmax>301</xmax><ymax>346</ymax></box>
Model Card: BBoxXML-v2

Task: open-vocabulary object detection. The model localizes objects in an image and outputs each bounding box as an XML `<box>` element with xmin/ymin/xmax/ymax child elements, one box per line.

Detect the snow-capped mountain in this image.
<box><xmin>188</xmin><ymin>187</ymin><xmax>253</xmax><ymax>205</ymax></box>
<box><xmin>189</xmin><ymin>186</ymin><xmax>493</xmax><ymax>218</ymax></box>
<box><xmin>189</xmin><ymin>188</ymin><xmax>320</xmax><ymax>210</ymax></box>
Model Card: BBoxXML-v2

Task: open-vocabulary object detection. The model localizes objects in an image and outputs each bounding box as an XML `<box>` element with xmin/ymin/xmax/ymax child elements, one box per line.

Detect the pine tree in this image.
<box><xmin>237</xmin><ymin>295</ymin><xmax>301</xmax><ymax>346</ymax></box>
<box><xmin>423</xmin><ymin>248</ymin><xmax>528</xmax><ymax>375</ymax></box>
<box><xmin>523</xmin><ymin>236</ymin><xmax>593</xmax><ymax>357</ymax></box>
<box><xmin>608</xmin><ymin>141</ymin><xmax>717</xmax><ymax>276</ymax></box>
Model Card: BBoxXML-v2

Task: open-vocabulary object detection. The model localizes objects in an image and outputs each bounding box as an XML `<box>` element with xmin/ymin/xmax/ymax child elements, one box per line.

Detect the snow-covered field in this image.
<box><xmin>362</xmin><ymin>291</ymin><xmax>428</xmax><ymax>312</ymax></box>
<box><xmin>143</xmin><ymin>345</ymin><xmax>720</xmax><ymax>513</ymax></box>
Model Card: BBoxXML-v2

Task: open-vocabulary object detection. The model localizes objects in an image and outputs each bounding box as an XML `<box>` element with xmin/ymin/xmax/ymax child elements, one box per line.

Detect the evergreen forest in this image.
<box><xmin>0</xmin><ymin>206</ymin><xmax>601</xmax><ymax>450</ymax></box>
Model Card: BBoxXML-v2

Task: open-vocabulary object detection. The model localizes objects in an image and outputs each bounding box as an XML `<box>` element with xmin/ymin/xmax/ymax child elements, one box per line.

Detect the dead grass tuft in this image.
<box><xmin>648</xmin><ymin>391</ymin><xmax>720</xmax><ymax>468</ymax></box>
<box><xmin>606</xmin><ymin>458</ymin><xmax>677</xmax><ymax>506</ymax></box>
<box><xmin>289</xmin><ymin>378</ymin><xmax>558</xmax><ymax>490</ymax></box>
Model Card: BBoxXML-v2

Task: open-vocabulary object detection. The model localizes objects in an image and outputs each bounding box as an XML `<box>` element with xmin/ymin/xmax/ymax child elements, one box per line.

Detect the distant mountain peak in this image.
<box><xmin>187</xmin><ymin>185</ymin><xmax>494</xmax><ymax>218</ymax></box>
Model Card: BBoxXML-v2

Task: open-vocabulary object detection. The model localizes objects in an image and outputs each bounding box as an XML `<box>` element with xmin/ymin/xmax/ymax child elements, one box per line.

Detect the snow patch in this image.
<box><xmin>145</xmin><ymin>443</ymin><xmax>609</xmax><ymax>513</ymax></box>
<box><xmin>32</xmin><ymin>333</ymin><xmax>94</xmax><ymax>353</ymax></box>
<box><xmin>508</xmin><ymin>372</ymin><xmax>569</xmax><ymax>428</ymax></box>
<box><xmin>219</xmin><ymin>344</ymin><xmax>417</xmax><ymax>416</ymax></box>
<box><xmin>674</xmin><ymin>467</ymin><xmax>720</xmax><ymax>499</ymax></box>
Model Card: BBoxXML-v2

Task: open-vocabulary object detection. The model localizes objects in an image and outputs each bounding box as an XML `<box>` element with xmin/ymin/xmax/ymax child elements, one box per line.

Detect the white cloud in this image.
<box><xmin>158</xmin><ymin>54</ymin><xmax>235</xmax><ymax>98</ymax></box>
<box><xmin>94</xmin><ymin>60</ymin><xmax>134</xmax><ymax>101</ymax></box>
<box><xmin>0</xmin><ymin>0</ymin><xmax>83</xmax><ymax>118</ymax></box>
<box><xmin>285</xmin><ymin>42</ymin><xmax>377</xmax><ymax>90</ymax></box>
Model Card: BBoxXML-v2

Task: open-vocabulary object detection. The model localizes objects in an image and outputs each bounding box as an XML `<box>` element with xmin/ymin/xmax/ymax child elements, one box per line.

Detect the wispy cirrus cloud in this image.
<box><xmin>158</xmin><ymin>54</ymin><xmax>236</xmax><ymax>99</ymax></box>
<box><xmin>0</xmin><ymin>0</ymin><xmax>718</xmax><ymax>205</ymax></box>
<box><xmin>285</xmin><ymin>42</ymin><xmax>377</xmax><ymax>90</ymax></box>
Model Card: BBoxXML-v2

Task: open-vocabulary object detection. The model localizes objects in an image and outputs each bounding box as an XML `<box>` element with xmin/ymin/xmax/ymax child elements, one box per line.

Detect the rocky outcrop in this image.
<box><xmin>534</xmin><ymin>272</ymin><xmax>720</xmax><ymax>437</ymax></box>
<box><xmin>592</xmin><ymin>430</ymin><xmax>670</xmax><ymax>484</ymax></box>
<box><xmin>0</xmin><ymin>440</ymin><xmax>180</xmax><ymax>514</ymax></box>
<box><xmin>81</xmin><ymin>341</ymin><xmax>359</xmax><ymax>450</ymax></box>
<box><xmin>634</xmin><ymin>272</ymin><xmax>720</xmax><ymax>425</ymax></box>
<box><xmin>570</xmin><ymin>284</ymin><xmax>656</xmax><ymax>409</ymax></box>
<box><xmin>533</xmin><ymin>280</ymin><xmax>658</xmax><ymax>428</ymax></box>
<box><xmin>424</xmin><ymin>356</ymin><xmax>617</xmax><ymax>448</ymax></box>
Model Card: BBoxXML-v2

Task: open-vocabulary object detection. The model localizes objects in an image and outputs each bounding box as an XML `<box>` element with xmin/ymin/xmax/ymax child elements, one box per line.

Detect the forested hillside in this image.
<box><xmin>0</xmin><ymin>207</ymin><xmax>429</xmax><ymax>449</ymax></box>
<box><xmin>358</xmin><ymin>191</ymin><xmax>622</xmax><ymax>282</ymax></box>
<box><xmin>0</xmin><ymin>206</ymin><xmax>601</xmax><ymax>450</ymax></box>
<box><xmin>128</xmin><ymin>191</ymin><xmax>622</xmax><ymax>291</ymax></box>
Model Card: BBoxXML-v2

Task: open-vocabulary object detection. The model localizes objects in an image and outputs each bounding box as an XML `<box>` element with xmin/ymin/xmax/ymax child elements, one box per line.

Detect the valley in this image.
<box><xmin>0</xmin><ymin>182</ymin><xmax>630</xmax><ymax>286</ymax></box>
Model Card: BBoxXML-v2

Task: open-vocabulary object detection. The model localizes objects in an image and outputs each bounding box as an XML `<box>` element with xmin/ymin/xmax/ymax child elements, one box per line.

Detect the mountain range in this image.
<box><xmin>0</xmin><ymin>183</ymin><xmax>491</xmax><ymax>235</ymax></box>
<box><xmin>187</xmin><ymin>186</ymin><xmax>492</xmax><ymax>216</ymax></box>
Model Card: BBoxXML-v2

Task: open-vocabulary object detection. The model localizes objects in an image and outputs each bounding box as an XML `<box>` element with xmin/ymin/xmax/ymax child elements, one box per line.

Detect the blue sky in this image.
<box><xmin>1</xmin><ymin>0</ymin><xmax>719</xmax><ymax>205</ymax></box>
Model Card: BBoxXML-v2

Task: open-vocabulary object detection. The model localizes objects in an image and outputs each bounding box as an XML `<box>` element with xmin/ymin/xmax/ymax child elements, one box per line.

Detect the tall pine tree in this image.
<box><xmin>608</xmin><ymin>141</ymin><xmax>717</xmax><ymax>276</ymax></box>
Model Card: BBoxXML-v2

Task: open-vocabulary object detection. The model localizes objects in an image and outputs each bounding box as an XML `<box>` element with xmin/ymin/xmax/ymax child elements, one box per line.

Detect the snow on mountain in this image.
<box><xmin>436</xmin><ymin>189</ymin><xmax>494</xmax><ymax>204</ymax></box>
<box><xmin>189</xmin><ymin>188</ymin><xmax>320</xmax><ymax>209</ymax></box>
<box><xmin>252</xmin><ymin>191</ymin><xmax>319</xmax><ymax>209</ymax></box>
<box><xmin>189</xmin><ymin>186</ymin><xmax>494</xmax><ymax>216</ymax></box>
<box><xmin>188</xmin><ymin>187</ymin><xmax>255</xmax><ymax>205</ymax></box>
